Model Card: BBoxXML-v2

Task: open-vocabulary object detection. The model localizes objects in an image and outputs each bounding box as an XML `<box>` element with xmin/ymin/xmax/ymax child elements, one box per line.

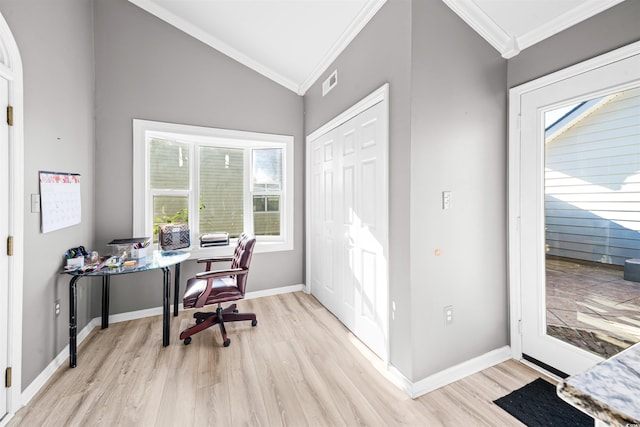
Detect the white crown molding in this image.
<box><xmin>441</xmin><ymin>0</ymin><xmax>513</xmax><ymax>56</ymax></box>
<box><xmin>128</xmin><ymin>0</ymin><xmax>386</xmax><ymax>96</ymax></box>
<box><xmin>299</xmin><ymin>0</ymin><xmax>387</xmax><ymax>95</ymax></box>
<box><xmin>517</xmin><ymin>0</ymin><xmax>625</xmax><ymax>54</ymax></box>
<box><xmin>443</xmin><ymin>0</ymin><xmax>624</xmax><ymax>59</ymax></box>
<box><xmin>128</xmin><ymin>0</ymin><xmax>301</xmax><ymax>94</ymax></box>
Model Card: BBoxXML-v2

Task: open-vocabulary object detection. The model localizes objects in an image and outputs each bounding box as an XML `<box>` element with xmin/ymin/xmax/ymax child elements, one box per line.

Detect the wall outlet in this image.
<box><xmin>54</xmin><ymin>300</ymin><xmax>60</xmax><ymax>317</ymax></box>
<box><xmin>444</xmin><ymin>305</ymin><xmax>453</xmax><ymax>325</ymax></box>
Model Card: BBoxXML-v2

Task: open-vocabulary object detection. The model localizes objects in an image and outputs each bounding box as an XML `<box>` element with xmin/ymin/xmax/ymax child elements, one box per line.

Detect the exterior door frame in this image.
<box><xmin>508</xmin><ymin>40</ymin><xmax>640</xmax><ymax>364</ymax></box>
<box><xmin>0</xmin><ymin>11</ymin><xmax>24</xmax><ymax>423</ymax></box>
<box><xmin>305</xmin><ymin>83</ymin><xmax>390</xmax><ymax>362</ymax></box>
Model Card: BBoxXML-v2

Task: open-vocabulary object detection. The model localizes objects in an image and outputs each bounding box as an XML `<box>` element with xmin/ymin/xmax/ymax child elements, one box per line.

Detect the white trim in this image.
<box><xmin>244</xmin><ymin>284</ymin><xmax>304</xmax><ymax>300</ymax></box>
<box><xmin>305</xmin><ymin>83</ymin><xmax>390</xmax><ymax>363</ymax></box>
<box><xmin>306</xmin><ymin>83</ymin><xmax>389</xmax><ymax>142</ymax></box>
<box><xmin>107</xmin><ymin>284</ymin><xmax>305</xmax><ymax>324</ymax></box>
<box><xmin>299</xmin><ymin>0</ymin><xmax>386</xmax><ymax>95</ymax></box>
<box><xmin>441</xmin><ymin>0</ymin><xmax>513</xmax><ymax>57</ymax></box>
<box><xmin>508</xmin><ymin>40</ymin><xmax>640</xmax><ymax>363</ymax></box>
<box><xmin>132</xmin><ymin>119</ymin><xmax>294</xmax><ymax>256</ymax></box>
<box><xmin>0</xmin><ymin>10</ymin><xmax>23</xmax><ymax>423</ymax></box>
<box><xmin>510</xmin><ymin>40</ymin><xmax>640</xmax><ymax>96</ymax></box>
<box><xmin>127</xmin><ymin>0</ymin><xmax>386</xmax><ymax>95</ymax></box>
<box><xmin>126</xmin><ymin>0</ymin><xmax>299</xmax><ymax>94</ymax></box>
<box><xmin>13</xmin><ymin>283</ymin><xmax>304</xmax><ymax>416</ymax></box>
<box><xmin>443</xmin><ymin>0</ymin><xmax>624</xmax><ymax>59</ymax></box>
<box><xmin>388</xmin><ymin>346</ymin><xmax>513</xmax><ymax>399</ymax></box>
<box><xmin>19</xmin><ymin>318</ymin><xmax>98</xmax><ymax>407</ymax></box>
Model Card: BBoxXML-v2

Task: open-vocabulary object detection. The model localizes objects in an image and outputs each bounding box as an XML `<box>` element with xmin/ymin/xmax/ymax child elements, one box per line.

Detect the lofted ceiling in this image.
<box><xmin>128</xmin><ymin>0</ymin><xmax>625</xmax><ymax>95</ymax></box>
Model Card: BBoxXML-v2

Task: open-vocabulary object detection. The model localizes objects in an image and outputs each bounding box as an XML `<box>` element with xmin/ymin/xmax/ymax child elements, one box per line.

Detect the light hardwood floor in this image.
<box><xmin>9</xmin><ymin>292</ymin><xmax>547</xmax><ymax>426</ymax></box>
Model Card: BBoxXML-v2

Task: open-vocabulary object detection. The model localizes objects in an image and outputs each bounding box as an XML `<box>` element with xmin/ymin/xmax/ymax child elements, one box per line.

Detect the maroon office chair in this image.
<box><xmin>179</xmin><ymin>233</ymin><xmax>257</xmax><ymax>347</ymax></box>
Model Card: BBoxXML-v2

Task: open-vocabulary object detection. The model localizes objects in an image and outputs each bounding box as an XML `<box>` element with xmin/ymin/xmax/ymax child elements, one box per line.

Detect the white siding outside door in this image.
<box><xmin>308</xmin><ymin>96</ymin><xmax>389</xmax><ymax>361</ymax></box>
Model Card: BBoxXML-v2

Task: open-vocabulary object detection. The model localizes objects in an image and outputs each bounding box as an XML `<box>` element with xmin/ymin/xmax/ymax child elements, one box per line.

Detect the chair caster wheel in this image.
<box><xmin>184</xmin><ymin>337</ymin><xmax>192</xmax><ymax>345</ymax></box>
<box><xmin>223</xmin><ymin>339</ymin><xmax>231</xmax><ymax>347</ymax></box>
<box><xmin>252</xmin><ymin>320</ymin><xmax>258</xmax><ymax>327</ymax></box>
<box><xmin>233</xmin><ymin>309</ymin><xmax>239</xmax><ymax>313</ymax></box>
<box><xmin>195</xmin><ymin>318</ymin><xmax>204</xmax><ymax>324</ymax></box>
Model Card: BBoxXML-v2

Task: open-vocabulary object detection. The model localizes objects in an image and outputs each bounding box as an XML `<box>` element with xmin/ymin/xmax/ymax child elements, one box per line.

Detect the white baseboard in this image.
<box><xmin>245</xmin><ymin>284</ymin><xmax>305</xmax><ymax>300</ymax></box>
<box><xmin>105</xmin><ymin>284</ymin><xmax>306</xmax><ymax>324</ymax></box>
<box><xmin>18</xmin><ymin>284</ymin><xmax>305</xmax><ymax>407</ymax></box>
<box><xmin>389</xmin><ymin>346</ymin><xmax>513</xmax><ymax>398</ymax></box>
<box><xmin>20</xmin><ymin>318</ymin><xmax>99</xmax><ymax>406</ymax></box>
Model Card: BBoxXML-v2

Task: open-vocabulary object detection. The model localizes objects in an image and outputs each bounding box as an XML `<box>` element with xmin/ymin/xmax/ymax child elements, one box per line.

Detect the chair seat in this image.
<box><xmin>183</xmin><ymin>276</ymin><xmax>243</xmax><ymax>308</ymax></box>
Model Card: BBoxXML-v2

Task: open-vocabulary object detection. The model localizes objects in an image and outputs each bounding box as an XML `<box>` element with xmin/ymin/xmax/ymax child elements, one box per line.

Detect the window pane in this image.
<box><xmin>267</xmin><ymin>196</ymin><xmax>280</xmax><ymax>212</ymax></box>
<box><xmin>199</xmin><ymin>146</ymin><xmax>244</xmax><ymax>238</ymax></box>
<box><xmin>254</xmin><ymin>211</ymin><xmax>280</xmax><ymax>236</ymax></box>
<box><xmin>252</xmin><ymin>148</ymin><xmax>282</xmax><ymax>192</ymax></box>
<box><xmin>253</xmin><ymin>195</ymin><xmax>266</xmax><ymax>212</ymax></box>
<box><xmin>150</xmin><ymin>138</ymin><xmax>189</xmax><ymax>190</ymax></box>
<box><xmin>153</xmin><ymin>195</ymin><xmax>188</xmax><ymax>243</ymax></box>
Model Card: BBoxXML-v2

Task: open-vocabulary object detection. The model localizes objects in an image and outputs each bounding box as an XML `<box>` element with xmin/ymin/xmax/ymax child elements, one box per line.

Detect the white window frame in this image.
<box><xmin>133</xmin><ymin>119</ymin><xmax>294</xmax><ymax>257</ymax></box>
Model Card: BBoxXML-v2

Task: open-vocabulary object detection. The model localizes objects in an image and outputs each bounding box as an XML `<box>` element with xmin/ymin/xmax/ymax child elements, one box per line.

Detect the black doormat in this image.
<box><xmin>493</xmin><ymin>378</ymin><xmax>593</xmax><ymax>426</ymax></box>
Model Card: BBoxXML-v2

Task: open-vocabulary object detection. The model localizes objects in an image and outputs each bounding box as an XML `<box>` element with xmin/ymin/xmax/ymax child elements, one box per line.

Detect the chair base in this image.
<box><xmin>179</xmin><ymin>303</ymin><xmax>257</xmax><ymax>347</ymax></box>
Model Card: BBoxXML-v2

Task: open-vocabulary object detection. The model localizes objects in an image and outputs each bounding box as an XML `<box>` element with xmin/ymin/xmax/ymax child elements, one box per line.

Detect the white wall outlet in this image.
<box><xmin>444</xmin><ymin>305</ymin><xmax>453</xmax><ymax>325</ymax></box>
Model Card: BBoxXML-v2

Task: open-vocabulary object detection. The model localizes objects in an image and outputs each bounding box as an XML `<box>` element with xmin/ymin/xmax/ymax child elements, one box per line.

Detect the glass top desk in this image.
<box><xmin>65</xmin><ymin>250</ymin><xmax>190</xmax><ymax>368</ymax></box>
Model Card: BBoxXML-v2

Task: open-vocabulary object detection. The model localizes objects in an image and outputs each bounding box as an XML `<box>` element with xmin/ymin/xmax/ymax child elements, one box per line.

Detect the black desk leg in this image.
<box><xmin>173</xmin><ymin>262</ymin><xmax>181</xmax><ymax>317</ymax></box>
<box><xmin>69</xmin><ymin>275</ymin><xmax>81</xmax><ymax>368</ymax></box>
<box><xmin>101</xmin><ymin>276</ymin><xmax>110</xmax><ymax>329</ymax></box>
<box><xmin>162</xmin><ymin>267</ymin><xmax>170</xmax><ymax>346</ymax></box>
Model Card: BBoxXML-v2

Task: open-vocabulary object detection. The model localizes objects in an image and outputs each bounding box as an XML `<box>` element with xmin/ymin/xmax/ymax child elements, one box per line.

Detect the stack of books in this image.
<box><xmin>200</xmin><ymin>232</ymin><xmax>229</xmax><ymax>247</ymax></box>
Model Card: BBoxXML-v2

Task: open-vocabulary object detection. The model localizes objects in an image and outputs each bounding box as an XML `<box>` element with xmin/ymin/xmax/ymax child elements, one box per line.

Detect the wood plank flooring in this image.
<box><xmin>9</xmin><ymin>292</ymin><xmax>548</xmax><ymax>426</ymax></box>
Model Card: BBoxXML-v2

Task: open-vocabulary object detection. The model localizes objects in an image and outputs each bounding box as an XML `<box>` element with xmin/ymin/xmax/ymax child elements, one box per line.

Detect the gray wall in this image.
<box><xmin>304</xmin><ymin>0</ymin><xmax>507</xmax><ymax>382</ymax></box>
<box><xmin>409</xmin><ymin>1</ymin><xmax>508</xmax><ymax>379</ymax></box>
<box><xmin>304</xmin><ymin>0</ymin><xmax>413</xmax><ymax>378</ymax></box>
<box><xmin>0</xmin><ymin>0</ymin><xmax>95</xmax><ymax>388</ymax></box>
<box><xmin>93</xmin><ymin>0</ymin><xmax>304</xmax><ymax>315</ymax></box>
<box><xmin>507</xmin><ymin>0</ymin><xmax>640</xmax><ymax>88</ymax></box>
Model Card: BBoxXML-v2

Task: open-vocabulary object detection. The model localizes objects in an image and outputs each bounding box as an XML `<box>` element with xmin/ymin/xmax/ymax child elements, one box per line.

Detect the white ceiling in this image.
<box><xmin>128</xmin><ymin>0</ymin><xmax>625</xmax><ymax>95</ymax></box>
<box><xmin>443</xmin><ymin>0</ymin><xmax>625</xmax><ymax>58</ymax></box>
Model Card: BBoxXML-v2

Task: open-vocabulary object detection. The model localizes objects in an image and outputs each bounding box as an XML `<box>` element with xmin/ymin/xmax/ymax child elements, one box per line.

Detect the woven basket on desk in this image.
<box><xmin>158</xmin><ymin>224</ymin><xmax>190</xmax><ymax>250</ymax></box>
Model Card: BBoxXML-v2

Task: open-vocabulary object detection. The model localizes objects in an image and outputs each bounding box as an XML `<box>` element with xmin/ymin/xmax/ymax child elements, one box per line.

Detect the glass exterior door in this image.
<box><xmin>544</xmin><ymin>88</ymin><xmax>640</xmax><ymax>359</ymax></box>
<box><xmin>515</xmin><ymin>49</ymin><xmax>640</xmax><ymax>375</ymax></box>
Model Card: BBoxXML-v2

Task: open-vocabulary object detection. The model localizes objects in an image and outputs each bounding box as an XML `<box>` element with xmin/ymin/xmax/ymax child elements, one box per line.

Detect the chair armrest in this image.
<box><xmin>197</xmin><ymin>256</ymin><xmax>234</xmax><ymax>271</ymax></box>
<box><xmin>197</xmin><ymin>256</ymin><xmax>233</xmax><ymax>263</ymax></box>
<box><xmin>195</xmin><ymin>268</ymin><xmax>247</xmax><ymax>280</ymax></box>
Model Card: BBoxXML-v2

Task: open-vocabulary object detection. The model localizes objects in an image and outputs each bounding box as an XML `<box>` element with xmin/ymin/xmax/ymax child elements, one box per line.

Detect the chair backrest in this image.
<box><xmin>232</xmin><ymin>233</ymin><xmax>256</xmax><ymax>295</ymax></box>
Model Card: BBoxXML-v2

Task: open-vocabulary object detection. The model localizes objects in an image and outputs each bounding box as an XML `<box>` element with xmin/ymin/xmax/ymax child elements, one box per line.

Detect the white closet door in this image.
<box><xmin>309</xmin><ymin>100</ymin><xmax>388</xmax><ymax>360</ymax></box>
<box><xmin>0</xmin><ymin>76</ymin><xmax>8</xmax><ymax>417</ymax></box>
<box><xmin>310</xmin><ymin>128</ymin><xmax>340</xmax><ymax>317</ymax></box>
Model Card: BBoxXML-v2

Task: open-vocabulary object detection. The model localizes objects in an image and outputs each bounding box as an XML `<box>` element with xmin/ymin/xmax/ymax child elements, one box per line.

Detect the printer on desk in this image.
<box><xmin>200</xmin><ymin>232</ymin><xmax>229</xmax><ymax>247</ymax></box>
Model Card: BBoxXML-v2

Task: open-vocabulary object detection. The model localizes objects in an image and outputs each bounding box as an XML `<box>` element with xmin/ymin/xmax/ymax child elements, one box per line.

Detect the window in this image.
<box><xmin>133</xmin><ymin>120</ymin><xmax>294</xmax><ymax>255</ymax></box>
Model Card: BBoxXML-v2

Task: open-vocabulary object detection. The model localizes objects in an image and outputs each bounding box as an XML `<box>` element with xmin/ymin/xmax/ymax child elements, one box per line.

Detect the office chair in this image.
<box><xmin>179</xmin><ymin>233</ymin><xmax>257</xmax><ymax>347</ymax></box>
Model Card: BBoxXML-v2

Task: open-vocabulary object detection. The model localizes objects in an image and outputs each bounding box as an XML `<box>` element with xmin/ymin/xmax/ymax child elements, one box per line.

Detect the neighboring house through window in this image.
<box><xmin>133</xmin><ymin>119</ymin><xmax>294</xmax><ymax>255</ymax></box>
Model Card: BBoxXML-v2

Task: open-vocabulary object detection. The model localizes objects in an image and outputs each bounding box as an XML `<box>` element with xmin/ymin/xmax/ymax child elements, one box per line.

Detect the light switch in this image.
<box><xmin>442</xmin><ymin>191</ymin><xmax>452</xmax><ymax>209</ymax></box>
<box><xmin>31</xmin><ymin>194</ymin><xmax>40</xmax><ymax>213</ymax></box>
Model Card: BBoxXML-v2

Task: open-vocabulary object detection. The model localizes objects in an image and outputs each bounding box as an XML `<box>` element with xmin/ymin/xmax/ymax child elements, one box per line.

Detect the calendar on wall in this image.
<box><xmin>39</xmin><ymin>171</ymin><xmax>81</xmax><ymax>233</ymax></box>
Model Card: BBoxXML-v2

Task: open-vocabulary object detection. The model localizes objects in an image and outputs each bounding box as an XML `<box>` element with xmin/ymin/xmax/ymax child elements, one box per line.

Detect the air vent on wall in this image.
<box><xmin>322</xmin><ymin>69</ymin><xmax>338</xmax><ymax>96</ymax></box>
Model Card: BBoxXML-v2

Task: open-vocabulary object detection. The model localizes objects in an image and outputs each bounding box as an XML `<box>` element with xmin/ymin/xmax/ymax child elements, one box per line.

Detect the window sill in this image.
<box><xmin>180</xmin><ymin>240</ymin><xmax>293</xmax><ymax>260</ymax></box>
